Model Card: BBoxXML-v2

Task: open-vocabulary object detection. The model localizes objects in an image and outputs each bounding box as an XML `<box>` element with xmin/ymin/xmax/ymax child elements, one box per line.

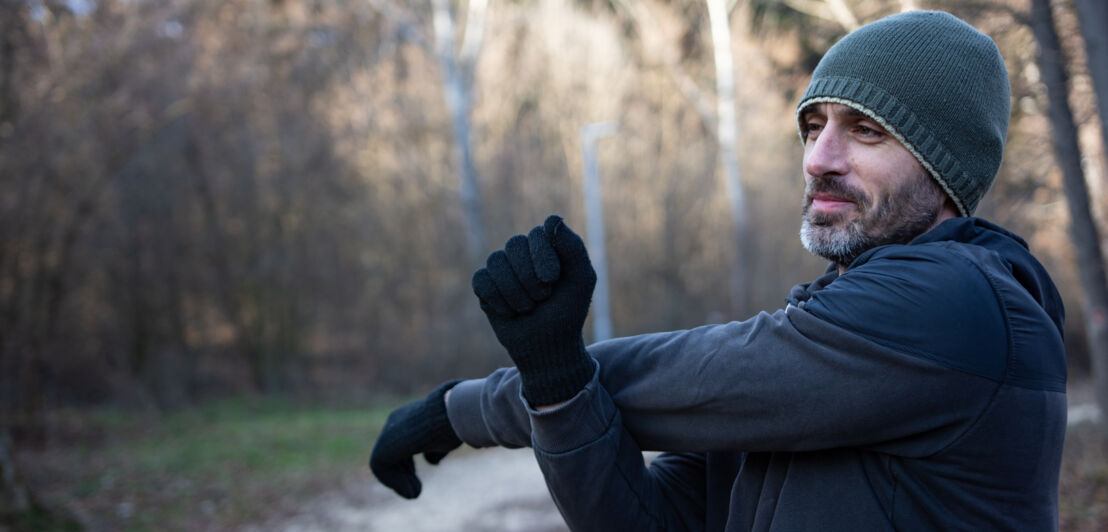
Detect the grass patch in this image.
<box><xmin>16</xmin><ymin>397</ymin><xmax>399</xmax><ymax>531</ymax></box>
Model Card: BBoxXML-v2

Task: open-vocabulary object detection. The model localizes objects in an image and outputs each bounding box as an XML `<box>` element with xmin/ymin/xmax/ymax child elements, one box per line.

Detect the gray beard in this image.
<box><xmin>800</xmin><ymin>171</ymin><xmax>947</xmax><ymax>267</ymax></box>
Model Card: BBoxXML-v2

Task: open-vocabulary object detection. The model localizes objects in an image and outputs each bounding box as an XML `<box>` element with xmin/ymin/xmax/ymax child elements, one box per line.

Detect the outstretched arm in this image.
<box><xmin>450</xmin><ymin>237</ymin><xmax>1029</xmax><ymax>457</ymax></box>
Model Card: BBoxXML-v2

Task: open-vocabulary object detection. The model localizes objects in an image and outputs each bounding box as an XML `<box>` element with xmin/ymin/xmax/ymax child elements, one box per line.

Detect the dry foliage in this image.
<box><xmin>0</xmin><ymin>0</ymin><xmax>1101</xmax><ymax>429</ymax></box>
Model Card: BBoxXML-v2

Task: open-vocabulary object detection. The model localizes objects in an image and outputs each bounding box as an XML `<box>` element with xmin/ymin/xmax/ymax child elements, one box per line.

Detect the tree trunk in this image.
<box><xmin>432</xmin><ymin>0</ymin><xmax>485</xmax><ymax>265</ymax></box>
<box><xmin>1074</xmin><ymin>0</ymin><xmax>1108</xmax><ymax>169</ymax></box>
<box><xmin>0</xmin><ymin>5</ymin><xmax>19</xmax><ymax>129</ymax></box>
<box><xmin>706</xmin><ymin>0</ymin><xmax>748</xmax><ymax>318</ymax></box>
<box><xmin>0</xmin><ymin>431</ymin><xmax>30</xmax><ymax>516</ymax></box>
<box><xmin>1</xmin><ymin>429</ymin><xmax>82</xmax><ymax>528</ymax></box>
<box><xmin>1032</xmin><ymin>0</ymin><xmax>1108</xmax><ymax>438</ymax></box>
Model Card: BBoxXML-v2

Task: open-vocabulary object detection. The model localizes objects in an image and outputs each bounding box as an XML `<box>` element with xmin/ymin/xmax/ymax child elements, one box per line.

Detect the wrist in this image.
<box><xmin>518</xmin><ymin>341</ymin><xmax>595</xmax><ymax>407</ymax></box>
<box><xmin>424</xmin><ymin>380</ymin><xmax>463</xmax><ymax>446</ymax></box>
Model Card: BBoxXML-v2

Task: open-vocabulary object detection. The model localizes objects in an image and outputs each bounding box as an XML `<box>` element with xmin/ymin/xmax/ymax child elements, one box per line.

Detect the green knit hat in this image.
<box><xmin>796</xmin><ymin>10</ymin><xmax>1010</xmax><ymax>216</ymax></box>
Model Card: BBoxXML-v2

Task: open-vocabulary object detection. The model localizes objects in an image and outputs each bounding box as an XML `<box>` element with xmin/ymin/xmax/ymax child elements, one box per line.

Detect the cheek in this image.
<box><xmin>857</xmin><ymin>157</ymin><xmax>907</xmax><ymax>199</ymax></box>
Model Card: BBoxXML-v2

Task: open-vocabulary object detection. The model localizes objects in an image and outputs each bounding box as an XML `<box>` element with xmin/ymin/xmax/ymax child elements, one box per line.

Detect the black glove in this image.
<box><xmin>369</xmin><ymin>380</ymin><xmax>462</xmax><ymax>499</ymax></box>
<box><xmin>472</xmin><ymin>215</ymin><xmax>596</xmax><ymax>406</ymax></box>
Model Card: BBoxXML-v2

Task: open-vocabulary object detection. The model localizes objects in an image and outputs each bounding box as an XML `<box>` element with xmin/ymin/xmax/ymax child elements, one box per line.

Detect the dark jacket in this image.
<box><xmin>447</xmin><ymin>218</ymin><xmax>1067</xmax><ymax>531</ymax></box>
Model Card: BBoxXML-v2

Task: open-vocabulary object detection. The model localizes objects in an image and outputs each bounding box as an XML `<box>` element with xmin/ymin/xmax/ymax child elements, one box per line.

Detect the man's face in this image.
<box><xmin>799</xmin><ymin>102</ymin><xmax>950</xmax><ymax>269</ymax></box>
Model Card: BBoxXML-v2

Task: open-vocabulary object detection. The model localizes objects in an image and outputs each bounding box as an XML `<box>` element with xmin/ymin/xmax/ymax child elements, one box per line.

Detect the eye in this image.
<box><xmin>852</xmin><ymin>123</ymin><xmax>886</xmax><ymax>141</ymax></box>
<box><xmin>803</xmin><ymin>118</ymin><xmax>825</xmax><ymax>140</ymax></box>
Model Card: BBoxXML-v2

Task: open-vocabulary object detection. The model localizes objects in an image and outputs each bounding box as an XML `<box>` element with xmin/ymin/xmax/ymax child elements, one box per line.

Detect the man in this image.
<box><xmin>370</xmin><ymin>10</ymin><xmax>1067</xmax><ymax>531</ymax></box>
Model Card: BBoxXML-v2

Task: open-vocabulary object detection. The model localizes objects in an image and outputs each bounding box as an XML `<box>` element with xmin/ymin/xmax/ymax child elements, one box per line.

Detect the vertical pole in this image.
<box><xmin>580</xmin><ymin>122</ymin><xmax>619</xmax><ymax>343</ymax></box>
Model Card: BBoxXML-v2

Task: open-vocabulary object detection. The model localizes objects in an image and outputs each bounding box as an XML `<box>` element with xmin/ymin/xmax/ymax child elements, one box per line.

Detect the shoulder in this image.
<box><xmin>802</xmin><ymin>241</ymin><xmax>1009</xmax><ymax>381</ymax></box>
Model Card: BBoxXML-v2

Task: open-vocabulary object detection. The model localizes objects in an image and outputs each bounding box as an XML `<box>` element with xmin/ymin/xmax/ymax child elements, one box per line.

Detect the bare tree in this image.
<box><xmin>432</xmin><ymin>0</ymin><xmax>489</xmax><ymax>264</ymax></box>
<box><xmin>706</xmin><ymin>0</ymin><xmax>750</xmax><ymax>316</ymax></box>
<box><xmin>0</xmin><ymin>0</ymin><xmax>1093</xmax><ymax>435</ymax></box>
<box><xmin>367</xmin><ymin>0</ymin><xmax>489</xmax><ymax>265</ymax></box>
<box><xmin>1073</xmin><ymin>0</ymin><xmax>1108</xmax><ymax>168</ymax></box>
<box><xmin>1031</xmin><ymin>0</ymin><xmax>1108</xmax><ymax>439</ymax></box>
<box><xmin>0</xmin><ymin>430</ymin><xmax>31</xmax><ymax>518</ymax></box>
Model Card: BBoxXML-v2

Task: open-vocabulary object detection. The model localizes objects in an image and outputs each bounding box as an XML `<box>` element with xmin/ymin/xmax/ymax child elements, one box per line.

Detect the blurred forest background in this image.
<box><xmin>1</xmin><ymin>0</ymin><xmax>1108</xmax><ymax>529</ymax></box>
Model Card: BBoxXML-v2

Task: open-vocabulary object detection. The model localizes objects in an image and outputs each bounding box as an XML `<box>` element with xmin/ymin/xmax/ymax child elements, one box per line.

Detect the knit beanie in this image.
<box><xmin>796</xmin><ymin>10</ymin><xmax>1010</xmax><ymax>216</ymax></box>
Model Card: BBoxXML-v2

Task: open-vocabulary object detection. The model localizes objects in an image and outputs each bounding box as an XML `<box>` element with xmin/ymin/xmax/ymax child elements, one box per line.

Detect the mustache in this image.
<box><xmin>804</xmin><ymin>177</ymin><xmax>870</xmax><ymax>208</ymax></box>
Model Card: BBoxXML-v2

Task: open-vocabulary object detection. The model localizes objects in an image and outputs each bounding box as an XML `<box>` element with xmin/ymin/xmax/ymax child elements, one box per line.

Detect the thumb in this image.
<box><xmin>424</xmin><ymin>450</ymin><xmax>449</xmax><ymax>464</ymax></box>
<box><xmin>370</xmin><ymin>455</ymin><xmax>423</xmax><ymax>499</ymax></box>
<box><xmin>543</xmin><ymin>215</ymin><xmax>592</xmax><ymax>275</ymax></box>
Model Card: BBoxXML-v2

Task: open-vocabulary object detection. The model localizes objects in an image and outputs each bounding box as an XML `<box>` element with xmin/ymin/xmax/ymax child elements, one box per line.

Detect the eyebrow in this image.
<box><xmin>798</xmin><ymin>104</ymin><xmax>820</xmax><ymax>119</ymax></box>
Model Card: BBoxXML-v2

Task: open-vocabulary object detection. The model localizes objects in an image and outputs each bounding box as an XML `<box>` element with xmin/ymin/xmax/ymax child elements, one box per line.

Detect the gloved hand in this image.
<box><xmin>369</xmin><ymin>380</ymin><xmax>462</xmax><ymax>499</ymax></box>
<box><xmin>472</xmin><ymin>215</ymin><xmax>597</xmax><ymax>406</ymax></box>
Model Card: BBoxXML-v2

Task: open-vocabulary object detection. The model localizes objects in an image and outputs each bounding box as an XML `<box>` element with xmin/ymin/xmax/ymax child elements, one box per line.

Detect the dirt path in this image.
<box><xmin>256</xmin><ymin>448</ymin><xmax>568</xmax><ymax>532</ymax></box>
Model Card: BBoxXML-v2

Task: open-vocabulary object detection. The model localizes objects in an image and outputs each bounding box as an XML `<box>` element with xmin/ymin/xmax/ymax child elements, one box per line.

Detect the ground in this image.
<box><xmin>8</xmin><ymin>382</ymin><xmax>1108</xmax><ymax>531</ymax></box>
<box><xmin>249</xmin><ymin>447</ymin><xmax>567</xmax><ymax>532</ymax></box>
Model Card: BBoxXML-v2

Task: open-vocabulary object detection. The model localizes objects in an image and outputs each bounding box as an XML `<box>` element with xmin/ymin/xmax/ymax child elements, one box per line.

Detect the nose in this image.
<box><xmin>803</xmin><ymin>125</ymin><xmax>850</xmax><ymax>179</ymax></box>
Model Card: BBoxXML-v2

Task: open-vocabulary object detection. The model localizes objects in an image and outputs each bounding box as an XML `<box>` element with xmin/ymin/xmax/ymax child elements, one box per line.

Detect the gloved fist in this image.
<box><xmin>369</xmin><ymin>381</ymin><xmax>462</xmax><ymax>499</ymax></box>
<box><xmin>472</xmin><ymin>215</ymin><xmax>597</xmax><ymax>406</ymax></box>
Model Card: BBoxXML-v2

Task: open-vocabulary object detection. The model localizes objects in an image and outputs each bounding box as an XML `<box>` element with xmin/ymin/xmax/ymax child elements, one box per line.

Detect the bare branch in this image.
<box><xmin>823</xmin><ymin>0</ymin><xmax>859</xmax><ymax>31</ymax></box>
<box><xmin>781</xmin><ymin>0</ymin><xmax>836</xmax><ymax>26</ymax></box>
<box><xmin>780</xmin><ymin>0</ymin><xmax>859</xmax><ymax>30</ymax></box>
<box><xmin>610</xmin><ymin>0</ymin><xmax>716</xmax><ymax>128</ymax></box>
<box><xmin>669</xmin><ymin>65</ymin><xmax>719</xmax><ymax>128</ymax></box>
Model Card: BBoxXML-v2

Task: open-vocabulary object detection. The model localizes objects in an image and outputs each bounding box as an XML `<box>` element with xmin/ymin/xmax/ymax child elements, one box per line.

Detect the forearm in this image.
<box><xmin>445</xmin><ymin>383</ymin><xmax>567</xmax><ymax>412</ymax></box>
<box><xmin>444</xmin><ymin>359</ymin><xmax>705</xmax><ymax>530</ymax></box>
<box><xmin>528</xmin><ymin>372</ymin><xmax>706</xmax><ymax>531</ymax></box>
<box><xmin>446</xmin><ymin>366</ymin><xmax>534</xmax><ymax>449</ymax></box>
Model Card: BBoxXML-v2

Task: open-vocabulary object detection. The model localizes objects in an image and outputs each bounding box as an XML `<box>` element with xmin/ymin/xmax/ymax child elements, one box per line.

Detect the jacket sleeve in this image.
<box><xmin>448</xmin><ymin>249</ymin><xmax>1014</xmax><ymax>457</ymax></box>
<box><xmin>525</xmin><ymin>371</ymin><xmax>708</xmax><ymax>531</ymax></box>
